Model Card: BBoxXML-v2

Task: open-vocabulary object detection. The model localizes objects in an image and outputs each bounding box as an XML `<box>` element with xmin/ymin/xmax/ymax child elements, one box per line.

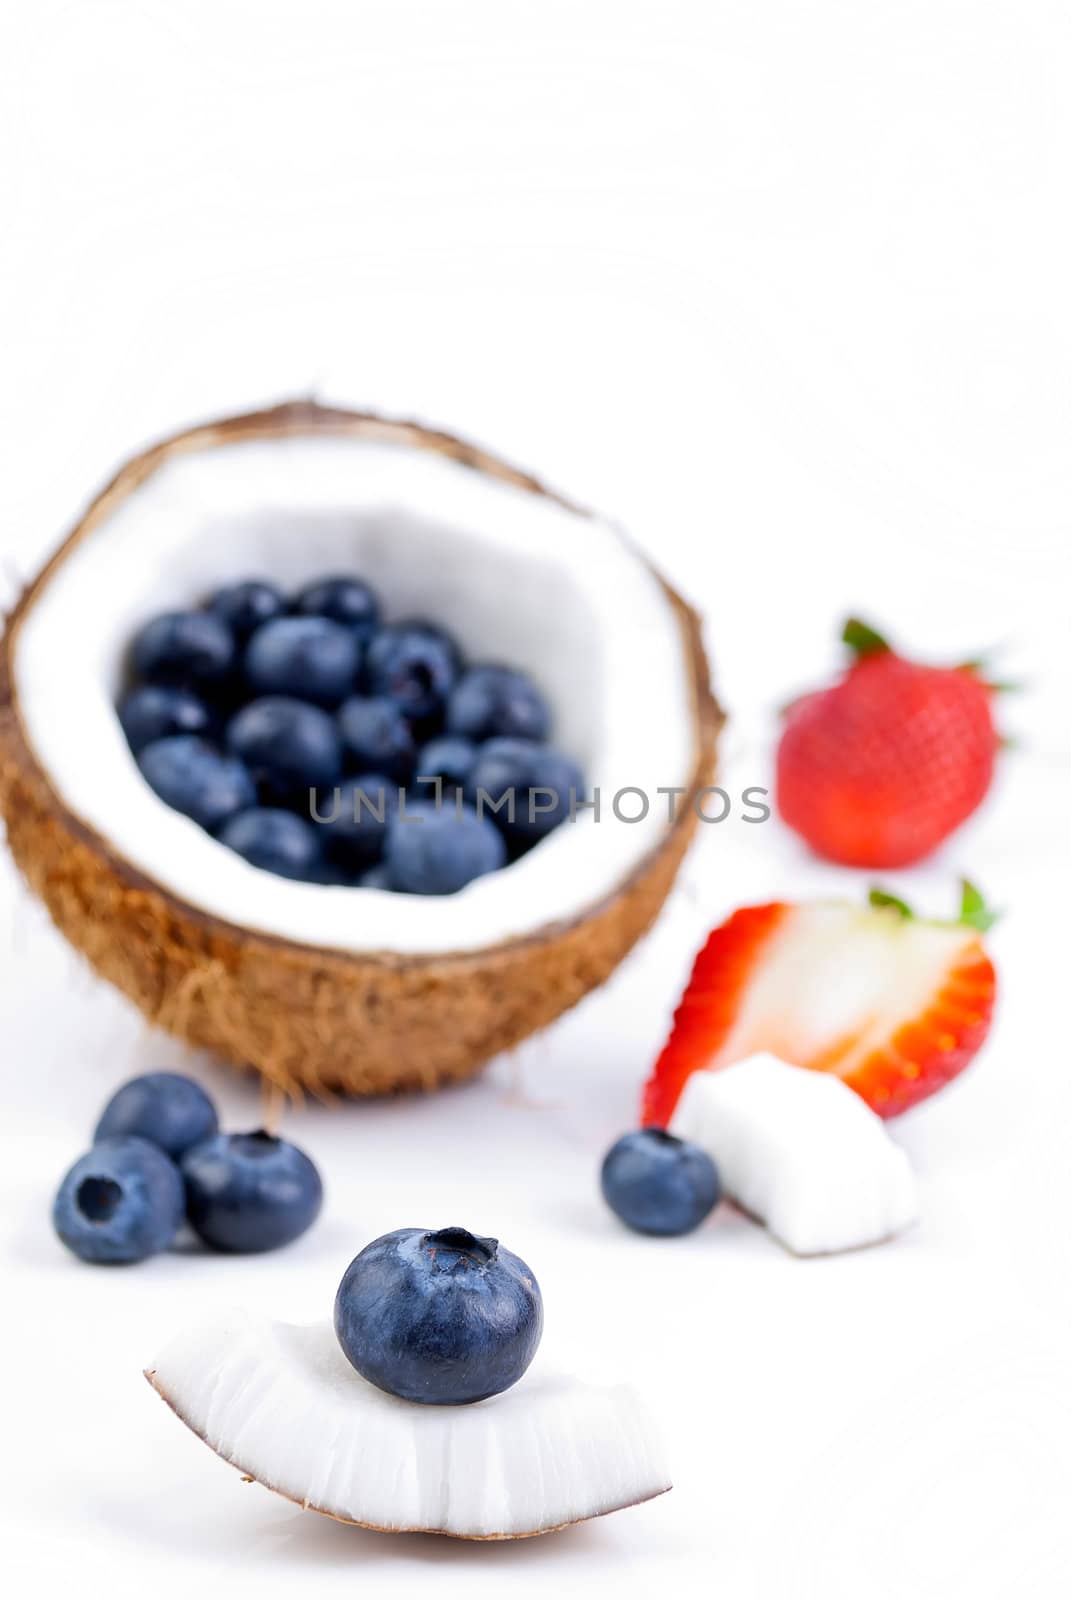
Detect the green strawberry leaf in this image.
<box><xmin>868</xmin><ymin>887</ymin><xmax>914</xmax><ymax>919</ymax></box>
<box><xmin>958</xmin><ymin>878</ymin><xmax>1000</xmax><ymax>932</ymax></box>
<box><xmin>842</xmin><ymin>617</ymin><xmax>892</xmax><ymax>657</ymax></box>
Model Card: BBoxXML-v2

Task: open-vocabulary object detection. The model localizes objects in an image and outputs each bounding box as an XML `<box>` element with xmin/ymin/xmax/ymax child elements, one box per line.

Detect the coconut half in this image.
<box><xmin>146</xmin><ymin>1308</ymin><xmax>671</xmax><ymax>1539</ymax></box>
<box><xmin>0</xmin><ymin>402</ymin><xmax>719</xmax><ymax>1094</ymax></box>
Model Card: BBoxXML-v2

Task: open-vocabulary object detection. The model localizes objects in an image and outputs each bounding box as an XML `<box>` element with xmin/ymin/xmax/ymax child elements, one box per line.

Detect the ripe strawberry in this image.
<box><xmin>776</xmin><ymin>618</ymin><xmax>1001</xmax><ymax>868</ymax></box>
<box><xmin>642</xmin><ymin>884</ymin><xmax>997</xmax><ymax>1123</ymax></box>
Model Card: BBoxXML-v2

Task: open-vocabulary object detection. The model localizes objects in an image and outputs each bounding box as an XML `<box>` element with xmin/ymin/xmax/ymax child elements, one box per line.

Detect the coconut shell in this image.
<box><xmin>0</xmin><ymin>401</ymin><xmax>721</xmax><ymax>1097</ymax></box>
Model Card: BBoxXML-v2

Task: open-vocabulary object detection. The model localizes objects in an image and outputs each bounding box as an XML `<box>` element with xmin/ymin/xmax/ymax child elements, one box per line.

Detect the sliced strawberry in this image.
<box><xmin>642</xmin><ymin>887</ymin><xmax>997</xmax><ymax>1123</ymax></box>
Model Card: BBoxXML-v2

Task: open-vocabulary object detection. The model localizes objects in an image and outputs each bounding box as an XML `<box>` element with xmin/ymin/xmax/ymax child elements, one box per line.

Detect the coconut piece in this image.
<box><xmin>669</xmin><ymin>1053</ymin><xmax>920</xmax><ymax>1255</ymax></box>
<box><xmin>146</xmin><ymin>1308</ymin><xmax>671</xmax><ymax>1539</ymax></box>
<box><xmin>0</xmin><ymin>401</ymin><xmax>720</xmax><ymax>1096</ymax></box>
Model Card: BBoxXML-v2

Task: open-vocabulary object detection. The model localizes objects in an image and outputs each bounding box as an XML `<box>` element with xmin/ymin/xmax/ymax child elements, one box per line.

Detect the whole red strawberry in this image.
<box><xmin>777</xmin><ymin>619</ymin><xmax>1000</xmax><ymax>868</ymax></box>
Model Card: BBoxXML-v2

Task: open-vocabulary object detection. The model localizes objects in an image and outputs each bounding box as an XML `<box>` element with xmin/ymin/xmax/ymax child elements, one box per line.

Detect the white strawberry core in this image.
<box><xmin>714</xmin><ymin>905</ymin><xmax>974</xmax><ymax>1075</ymax></box>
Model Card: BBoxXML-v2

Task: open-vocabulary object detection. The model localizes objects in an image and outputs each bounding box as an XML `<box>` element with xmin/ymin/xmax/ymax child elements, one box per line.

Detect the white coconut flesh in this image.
<box><xmin>147</xmin><ymin>1308</ymin><xmax>671</xmax><ymax>1539</ymax></box>
<box><xmin>13</xmin><ymin>435</ymin><xmax>695</xmax><ymax>955</ymax></box>
<box><xmin>670</xmin><ymin>1053</ymin><xmax>920</xmax><ymax>1255</ymax></box>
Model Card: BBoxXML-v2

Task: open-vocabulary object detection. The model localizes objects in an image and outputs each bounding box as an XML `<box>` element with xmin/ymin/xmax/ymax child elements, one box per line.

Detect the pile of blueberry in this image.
<box><xmin>120</xmin><ymin>575</ymin><xmax>585</xmax><ymax>894</ymax></box>
<box><xmin>52</xmin><ymin>1072</ymin><xmax>322</xmax><ymax>1265</ymax></box>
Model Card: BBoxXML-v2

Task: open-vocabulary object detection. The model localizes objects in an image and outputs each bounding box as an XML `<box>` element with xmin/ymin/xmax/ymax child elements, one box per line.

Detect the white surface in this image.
<box><xmin>671</xmin><ymin>1054</ymin><xmax>920</xmax><ymax>1255</ymax></box>
<box><xmin>1</xmin><ymin>3</ymin><xmax>1070</xmax><ymax>1598</ymax></box>
<box><xmin>14</xmin><ymin>433</ymin><xmax>691</xmax><ymax>953</ymax></box>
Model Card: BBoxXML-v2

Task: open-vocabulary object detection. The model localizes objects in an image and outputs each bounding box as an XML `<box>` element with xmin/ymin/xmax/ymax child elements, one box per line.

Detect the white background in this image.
<box><xmin>2</xmin><ymin>3</ymin><xmax>1070</xmax><ymax>1596</ymax></box>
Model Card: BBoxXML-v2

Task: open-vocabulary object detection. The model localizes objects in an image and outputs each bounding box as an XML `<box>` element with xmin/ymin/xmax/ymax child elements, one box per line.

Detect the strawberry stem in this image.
<box><xmin>842</xmin><ymin>617</ymin><xmax>892</xmax><ymax>658</ymax></box>
<box><xmin>868</xmin><ymin>888</ymin><xmax>913</xmax><ymax>919</ymax></box>
<box><xmin>958</xmin><ymin>879</ymin><xmax>1000</xmax><ymax>932</ymax></box>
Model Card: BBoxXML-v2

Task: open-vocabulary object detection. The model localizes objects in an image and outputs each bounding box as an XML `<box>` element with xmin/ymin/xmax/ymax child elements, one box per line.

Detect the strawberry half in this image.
<box><xmin>642</xmin><ymin>884</ymin><xmax>997</xmax><ymax>1123</ymax></box>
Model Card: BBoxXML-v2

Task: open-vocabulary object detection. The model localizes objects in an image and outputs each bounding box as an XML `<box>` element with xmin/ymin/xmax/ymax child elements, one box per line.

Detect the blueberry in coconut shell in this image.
<box><xmin>226</xmin><ymin>697</ymin><xmax>342</xmax><ymax>801</ymax></box>
<box><xmin>447</xmin><ymin>664</ymin><xmax>551</xmax><ymax>744</ymax></box>
<box><xmin>469</xmin><ymin>738</ymin><xmax>584</xmax><ymax>848</ymax></box>
<box><xmin>337</xmin><ymin>695</ymin><xmax>415</xmax><ymax>781</ymax></box>
<box><xmin>137</xmin><ymin>736</ymin><xmax>256</xmax><ymax>832</ymax></box>
<box><xmin>385</xmin><ymin>800</ymin><xmax>505</xmax><ymax>894</ymax></box>
<box><xmin>94</xmin><ymin>1071</ymin><xmax>219</xmax><ymax>1161</ymax></box>
<box><xmin>119</xmin><ymin>685</ymin><xmax>212</xmax><ymax>754</ymax></box>
<box><xmin>601</xmin><ymin>1128</ymin><xmax>720</xmax><ymax>1237</ymax></box>
<box><xmin>53</xmin><ymin>1136</ymin><xmax>185</xmax><ymax>1264</ymax></box>
<box><xmin>364</xmin><ymin>621</ymin><xmax>461</xmax><ymax>725</ymax></box>
<box><xmin>317</xmin><ymin>774</ymin><xmax>399</xmax><ymax>869</ymax></box>
<box><xmin>334</xmin><ymin>1226</ymin><xmax>543</xmax><ymax>1404</ymax></box>
<box><xmin>131</xmin><ymin>610</ymin><xmax>236</xmax><ymax>688</ymax></box>
<box><xmin>182</xmin><ymin>1131</ymin><xmax>323</xmax><ymax>1253</ymax></box>
<box><xmin>414</xmin><ymin>734</ymin><xmax>478</xmax><ymax>799</ymax></box>
<box><xmin>244</xmin><ymin>616</ymin><xmax>360</xmax><ymax>707</ymax></box>
<box><xmin>295</xmin><ymin>575</ymin><xmax>381</xmax><ymax>639</ymax></box>
<box><xmin>218</xmin><ymin>808</ymin><xmax>324</xmax><ymax>881</ymax></box>
<box><xmin>208</xmin><ymin>580</ymin><xmax>287</xmax><ymax>641</ymax></box>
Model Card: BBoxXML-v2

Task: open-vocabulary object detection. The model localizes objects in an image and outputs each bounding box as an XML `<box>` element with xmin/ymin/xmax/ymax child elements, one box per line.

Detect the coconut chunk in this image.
<box><xmin>669</xmin><ymin>1053</ymin><xmax>919</xmax><ymax>1255</ymax></box>
<box><xmin>147</xmin><ymin>1308</ymin><xmax>671</xmax><ymax>1539</ymax></box>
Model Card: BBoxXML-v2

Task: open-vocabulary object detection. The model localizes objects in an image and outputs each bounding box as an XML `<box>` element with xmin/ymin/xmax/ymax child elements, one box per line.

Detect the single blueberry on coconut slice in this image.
<box><xmin>54</xmin><ymin>1136</ymin><xmax>184</xmax><ymax>1264</ymax></box>
<box><xmin>669</xmin><ymin>1053</ymin><xmax>920</xmax><ymax>1255</ymax></box>
<box><xmin>145</xmin><ymin>1307</ymin><xmax>671</xmax><ymax>1538</ymax></box>
<box><xmin>335</xmin><ymin>1227</ymin><xmax>542</xmax><ymax>1404</ymax></box>
<box><xmin>0</xmin><ymin>403</ymin><xmax>719</xmax><ymax>1096</ymax></box>
<box><xmin>94</xmin><ymin>1071</ymin><xmax>219</xmax><ymax>1160</ymax></box>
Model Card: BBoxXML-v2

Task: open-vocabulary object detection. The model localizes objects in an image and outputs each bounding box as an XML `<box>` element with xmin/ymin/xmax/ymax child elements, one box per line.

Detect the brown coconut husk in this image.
<box><xmin>0</xmin><ymin>402</ymin><xmax>721</xmax><ymax>1097</ymax></box>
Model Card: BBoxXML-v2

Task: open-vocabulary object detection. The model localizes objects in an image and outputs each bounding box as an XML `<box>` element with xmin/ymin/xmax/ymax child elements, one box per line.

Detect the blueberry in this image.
<box><xmin>447</xmin><ymin>664</ymin><xmax>551</xmax><ymax>743</ymax></box>
<box><xmin>364</xmin><ymin>622</ymin><xmax>461</xmax><ymax>724</ymax></box>
<box><xmin>316</xmin><ymin>774</ymin><xmax>399</xmax><ymax>869</ymax></box>
<box><xmin>181</xmin><ymin>1130</ymin><xmax>323</xmax><ymax>1253</ymax></box>
<box><xmin>53</xmin><ymin>1136</ymin><xmax>184</xmax><ymax>1264</ymax></box>
<box><xmin>94</xmin><ymin>1072</ymin><xmax>219</xmax><ymax>1160</ymax></box>
<box><xmin>334</xmin><ymin>1226</ymin><xmax>543</xmax><ymax>1405</ymax></box>
<box><xmin>138</xmin><ymin>736</ymin><xmax>256</xmax><ymax>832</ymax></box>
<box><xmin>468</xmin><ymin>738</ymin><xmax>584</xmax><ymax>847</ymax></box>
<box><xmin>600</xmin><ymin>1129</ymin><xmax>720</xmax><ymax>1237</ymax></box>
<box><xmin>226</xmin><ymin>697</ymin><xmax>342</xmax><ymax>801</ymax></box>
<box><xmin>218</xmin><ymin>808</ymin><xmax>324</xmax><ymax>881</ymax></box>
<box><xmin>413</xmin><ymin>735</ymin><xmax>478</xmax><ymax>799</ymax></box>
<box><xmin>245</xmin><ymin>616</ymin><xmax>360</xmax><ymax>707</ymax></box>
<box><xmin>385</xmin><ymin>801</ymin><xmax>506</xmax><ymax>894</ymax></box>
<box><xmin>338</xmin><ymin>695</ymin><xmax>415</xmax><ymax>781</ymax></box>
<box><xmin>131</xmin><ymin>610</ymin><xmax>236</xmax><ymax>688</ymax></box>
<box><xmin>208</xmin><ymin>580</ymin><xmax>287</xmax><ymax>641</ymax></box>
<box><xmin>118</xmin><ymin>685</ymin><xmax>212</xmax><ymax>754</ymax></box>
<box><xmin>356</xmin><ymin>862</ymin><xmax>394</xmax><ymax>890</ymax></box>
<box><xmin>295</xmin><ymin>575</ymin><xmax>381</xmax><ymax>639</ymax></box>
